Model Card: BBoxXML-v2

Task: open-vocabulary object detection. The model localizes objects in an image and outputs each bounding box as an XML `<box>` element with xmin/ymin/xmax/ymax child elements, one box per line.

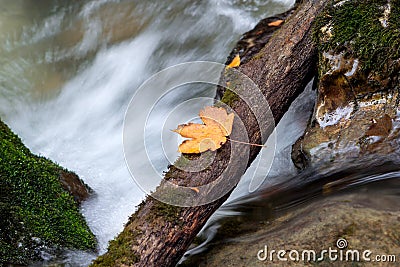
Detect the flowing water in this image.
<box><xmin>1</xmin><ymin>0</ymin><xmax>399</xmax><ymax>266</ymax></box>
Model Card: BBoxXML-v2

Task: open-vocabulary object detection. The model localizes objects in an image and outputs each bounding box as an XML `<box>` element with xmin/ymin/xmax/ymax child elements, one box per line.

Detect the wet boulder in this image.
<box><xmin>292</xmin><ymin>0</ymin><xmax>400</xmax><ymax>169</ymax></box>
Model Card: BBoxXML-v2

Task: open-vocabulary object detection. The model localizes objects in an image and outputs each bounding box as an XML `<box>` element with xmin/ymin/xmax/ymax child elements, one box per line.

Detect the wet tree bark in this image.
<box><xmin>91</xmin><ymin>0</ymin><xmax>328</xmax><ymax>266</ymax></box>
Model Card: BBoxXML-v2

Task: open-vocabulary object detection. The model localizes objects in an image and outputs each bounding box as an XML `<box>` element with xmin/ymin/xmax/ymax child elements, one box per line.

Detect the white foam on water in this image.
<box><xmin>317</xmin><ymin>104</ymin><xmax>354</xmax><ymax>128</ymax></box>
<box><xmin>9</xmin><ymin>32</ymin><xmax>161</xmax><ymax>255</ymax></box>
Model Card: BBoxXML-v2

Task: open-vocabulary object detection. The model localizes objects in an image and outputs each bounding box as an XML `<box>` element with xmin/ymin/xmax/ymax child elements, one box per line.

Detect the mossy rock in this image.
<box><xmin>292</xmin><ymin>0</ymin><xmax>400</xmax><ymax>169</ymax></box>
<box><xmin>0</xmin><ymin>119</ymin><xmax>96</xmax><ymax>265</ymax></box>
<box><xmin>313</xmin><ymin>0</ymin><xmax>400</xmax><ymax>73</ymax></box>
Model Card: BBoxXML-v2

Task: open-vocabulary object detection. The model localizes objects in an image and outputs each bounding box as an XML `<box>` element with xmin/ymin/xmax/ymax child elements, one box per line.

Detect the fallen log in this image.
<box><xmin>91</xmin><ymin>0</ymin><xmax>328</xmax><ymax>266</ymax></box>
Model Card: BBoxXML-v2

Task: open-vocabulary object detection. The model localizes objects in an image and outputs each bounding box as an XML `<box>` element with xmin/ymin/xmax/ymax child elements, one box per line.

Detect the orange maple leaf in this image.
<box><xmin>268</xmin><ymin>19</ymin><xmax>284</xmax><ymax>27</ymax></box>
<box><xmin>226</xmin><ymin>54</ymin><xmax>241</xmax><ymax>69</ymax></box>
<box><xmin>173</xmin><ymin>106</ymin><xmax>234</xmax><ymax>154</ymax></box>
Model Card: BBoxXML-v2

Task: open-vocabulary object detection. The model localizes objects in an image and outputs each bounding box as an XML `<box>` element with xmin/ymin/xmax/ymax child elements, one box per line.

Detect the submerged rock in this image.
<box><xmin>181</xmin><ymin>182</ymin><xmax>400</xmax><ymax>266</ymax></box>
<box><xmin>292</xmin><ymin>0</ymin><xmax>400</xmax><ymax>169</ymax></box>
<box><xmin>0</xmin><ymin>119</ymin><xmax>96</xmax><ymax>265</ymax></box>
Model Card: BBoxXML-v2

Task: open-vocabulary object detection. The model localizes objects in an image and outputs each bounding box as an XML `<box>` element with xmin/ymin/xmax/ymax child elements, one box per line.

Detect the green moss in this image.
<box><xmin>313</xmin><ymin>0</ymin><xmax>400</xmax><ymax>73</ymax></box>
<box><xmin>220</xmin><ymin>68</ymin><xmax>242</xmax><ymax>107</ymax></box>
<box><xmin>153</xmin><ymin>200</ymin><xmax>184</xmax><ymax>223</ymax></box>
<box><xmin>91</xmin><ymin>198</ymin><xmax>183</xmax><ymax>266</ymax></box>
<box><xmin>0</xmin><ymin>119</ymin><xmax>96</xmax><ymax>265</ymax></box>
<box><xmin>91</xmin><ymin>229</ymin><xmax>140</xmax><ymax>266</ymax></box>
<box><xmin>173</xmin><ymin>156</ymin><xmax>192</xmax><ymax>170</ymax></box>
<box><xmin>221</xmin><ymin>89</ymin><xmax>240</xmax><ymax>107</ymax></box>
<box><xmin>251</xmin><ymin>50</ymin><xmax>266</xmax><ymax>61</ymax></box>
<box><xmin>340</xmin><ymin>222</ymin><xmax>357</xmax><ymax>237</ymax></box>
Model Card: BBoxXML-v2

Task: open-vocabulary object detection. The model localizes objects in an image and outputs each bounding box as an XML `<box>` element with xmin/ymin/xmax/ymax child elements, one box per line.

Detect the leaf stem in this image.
<box><xmin>227</xmin><ymin>138</ymin><xmax>267</xmax><ymax>147</ymax></box>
